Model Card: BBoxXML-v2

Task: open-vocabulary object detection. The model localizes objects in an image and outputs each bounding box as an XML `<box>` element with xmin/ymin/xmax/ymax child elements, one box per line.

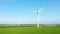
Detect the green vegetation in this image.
<box><xmin>0</xmin><ymin>24</ymin><xmax>60</xmax><ymax>34</ymax></box>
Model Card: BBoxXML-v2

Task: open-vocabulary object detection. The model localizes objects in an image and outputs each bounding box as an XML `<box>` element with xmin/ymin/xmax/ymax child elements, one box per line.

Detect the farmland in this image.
<box><xmin>0</xmin><ymin>24</ymin><xmax>60</xmax><ymax>34</ymax></box>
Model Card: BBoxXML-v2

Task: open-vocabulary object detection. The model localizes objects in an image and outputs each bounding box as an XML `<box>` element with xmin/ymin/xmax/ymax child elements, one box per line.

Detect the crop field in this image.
<box><xmin>0</xmin><ymin>24</ymin><xmax>60</xmax><ymax>34</ymax></box>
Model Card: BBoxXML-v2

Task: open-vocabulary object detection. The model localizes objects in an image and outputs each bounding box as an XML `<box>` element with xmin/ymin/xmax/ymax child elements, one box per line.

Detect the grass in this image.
<box><xmin>0</xmin><ymin>26</ymin><xmax>60</xmax><ymax>34</ymax></box>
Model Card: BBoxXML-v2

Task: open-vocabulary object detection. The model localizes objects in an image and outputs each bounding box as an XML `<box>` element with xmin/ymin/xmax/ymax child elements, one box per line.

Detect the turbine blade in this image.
<box><xmin>31</xmin><ymin>9</ymin><xmax>37</xmax><ymax>13</ymax></box>
<box><xmin>38</xmin><ymin>8</ymin><xmax>44</xmax><ymax>12</ymax></box>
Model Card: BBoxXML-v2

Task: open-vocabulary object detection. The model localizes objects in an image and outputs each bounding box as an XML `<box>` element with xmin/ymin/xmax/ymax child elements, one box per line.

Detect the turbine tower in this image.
<box><xmin>32</xmin><ymin>8</ymin><xmax>43</xmax><ymax>28</ymax></box>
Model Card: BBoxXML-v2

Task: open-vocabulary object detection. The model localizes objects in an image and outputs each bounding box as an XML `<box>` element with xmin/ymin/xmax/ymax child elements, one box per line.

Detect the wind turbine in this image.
<box><xmin>32</xmin><ymin>8</ymin><xmax>43</xmax><ymax>28</ymax></box>
<box><xmin>17</xmin><ymin>18</ymin><xmax>19</xmax><ymax>26</ymax></box>
<box><xmin>17</xmin><ymin>17</ymin><xmax>20</xmax><ymax>27</ymax></box>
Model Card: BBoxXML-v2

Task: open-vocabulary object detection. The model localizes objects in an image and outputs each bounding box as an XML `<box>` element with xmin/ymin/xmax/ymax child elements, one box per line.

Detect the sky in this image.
<box><xmin>0</xmin><ymin>0</ymin><xmax>60</xmax><ymax>24</ymax></box>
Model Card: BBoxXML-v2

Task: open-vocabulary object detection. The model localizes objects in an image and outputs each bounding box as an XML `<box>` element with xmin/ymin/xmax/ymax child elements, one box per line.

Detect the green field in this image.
<box><xmin>0</xmin><ymin>26</ymin><xmax>60</xmax><ymax>34</ymax></box>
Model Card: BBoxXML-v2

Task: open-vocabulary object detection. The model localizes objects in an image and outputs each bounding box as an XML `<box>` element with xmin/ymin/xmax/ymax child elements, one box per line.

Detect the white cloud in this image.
<box><xmin>0</xmin><ymin>17</ymin><xmax>60</xmax><ymax>24</ymax></box>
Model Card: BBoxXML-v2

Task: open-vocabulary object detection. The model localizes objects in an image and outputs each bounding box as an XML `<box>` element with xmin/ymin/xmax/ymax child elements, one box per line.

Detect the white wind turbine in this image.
<box><xmin>32</xmin><ymin>8</ymin><xmax>44</xmax><ymax>28</ymax></box>
<box><xmin>17</xmin><ymin>17</ymin><xmax>20</xmax><ymax>26</ymax></box>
